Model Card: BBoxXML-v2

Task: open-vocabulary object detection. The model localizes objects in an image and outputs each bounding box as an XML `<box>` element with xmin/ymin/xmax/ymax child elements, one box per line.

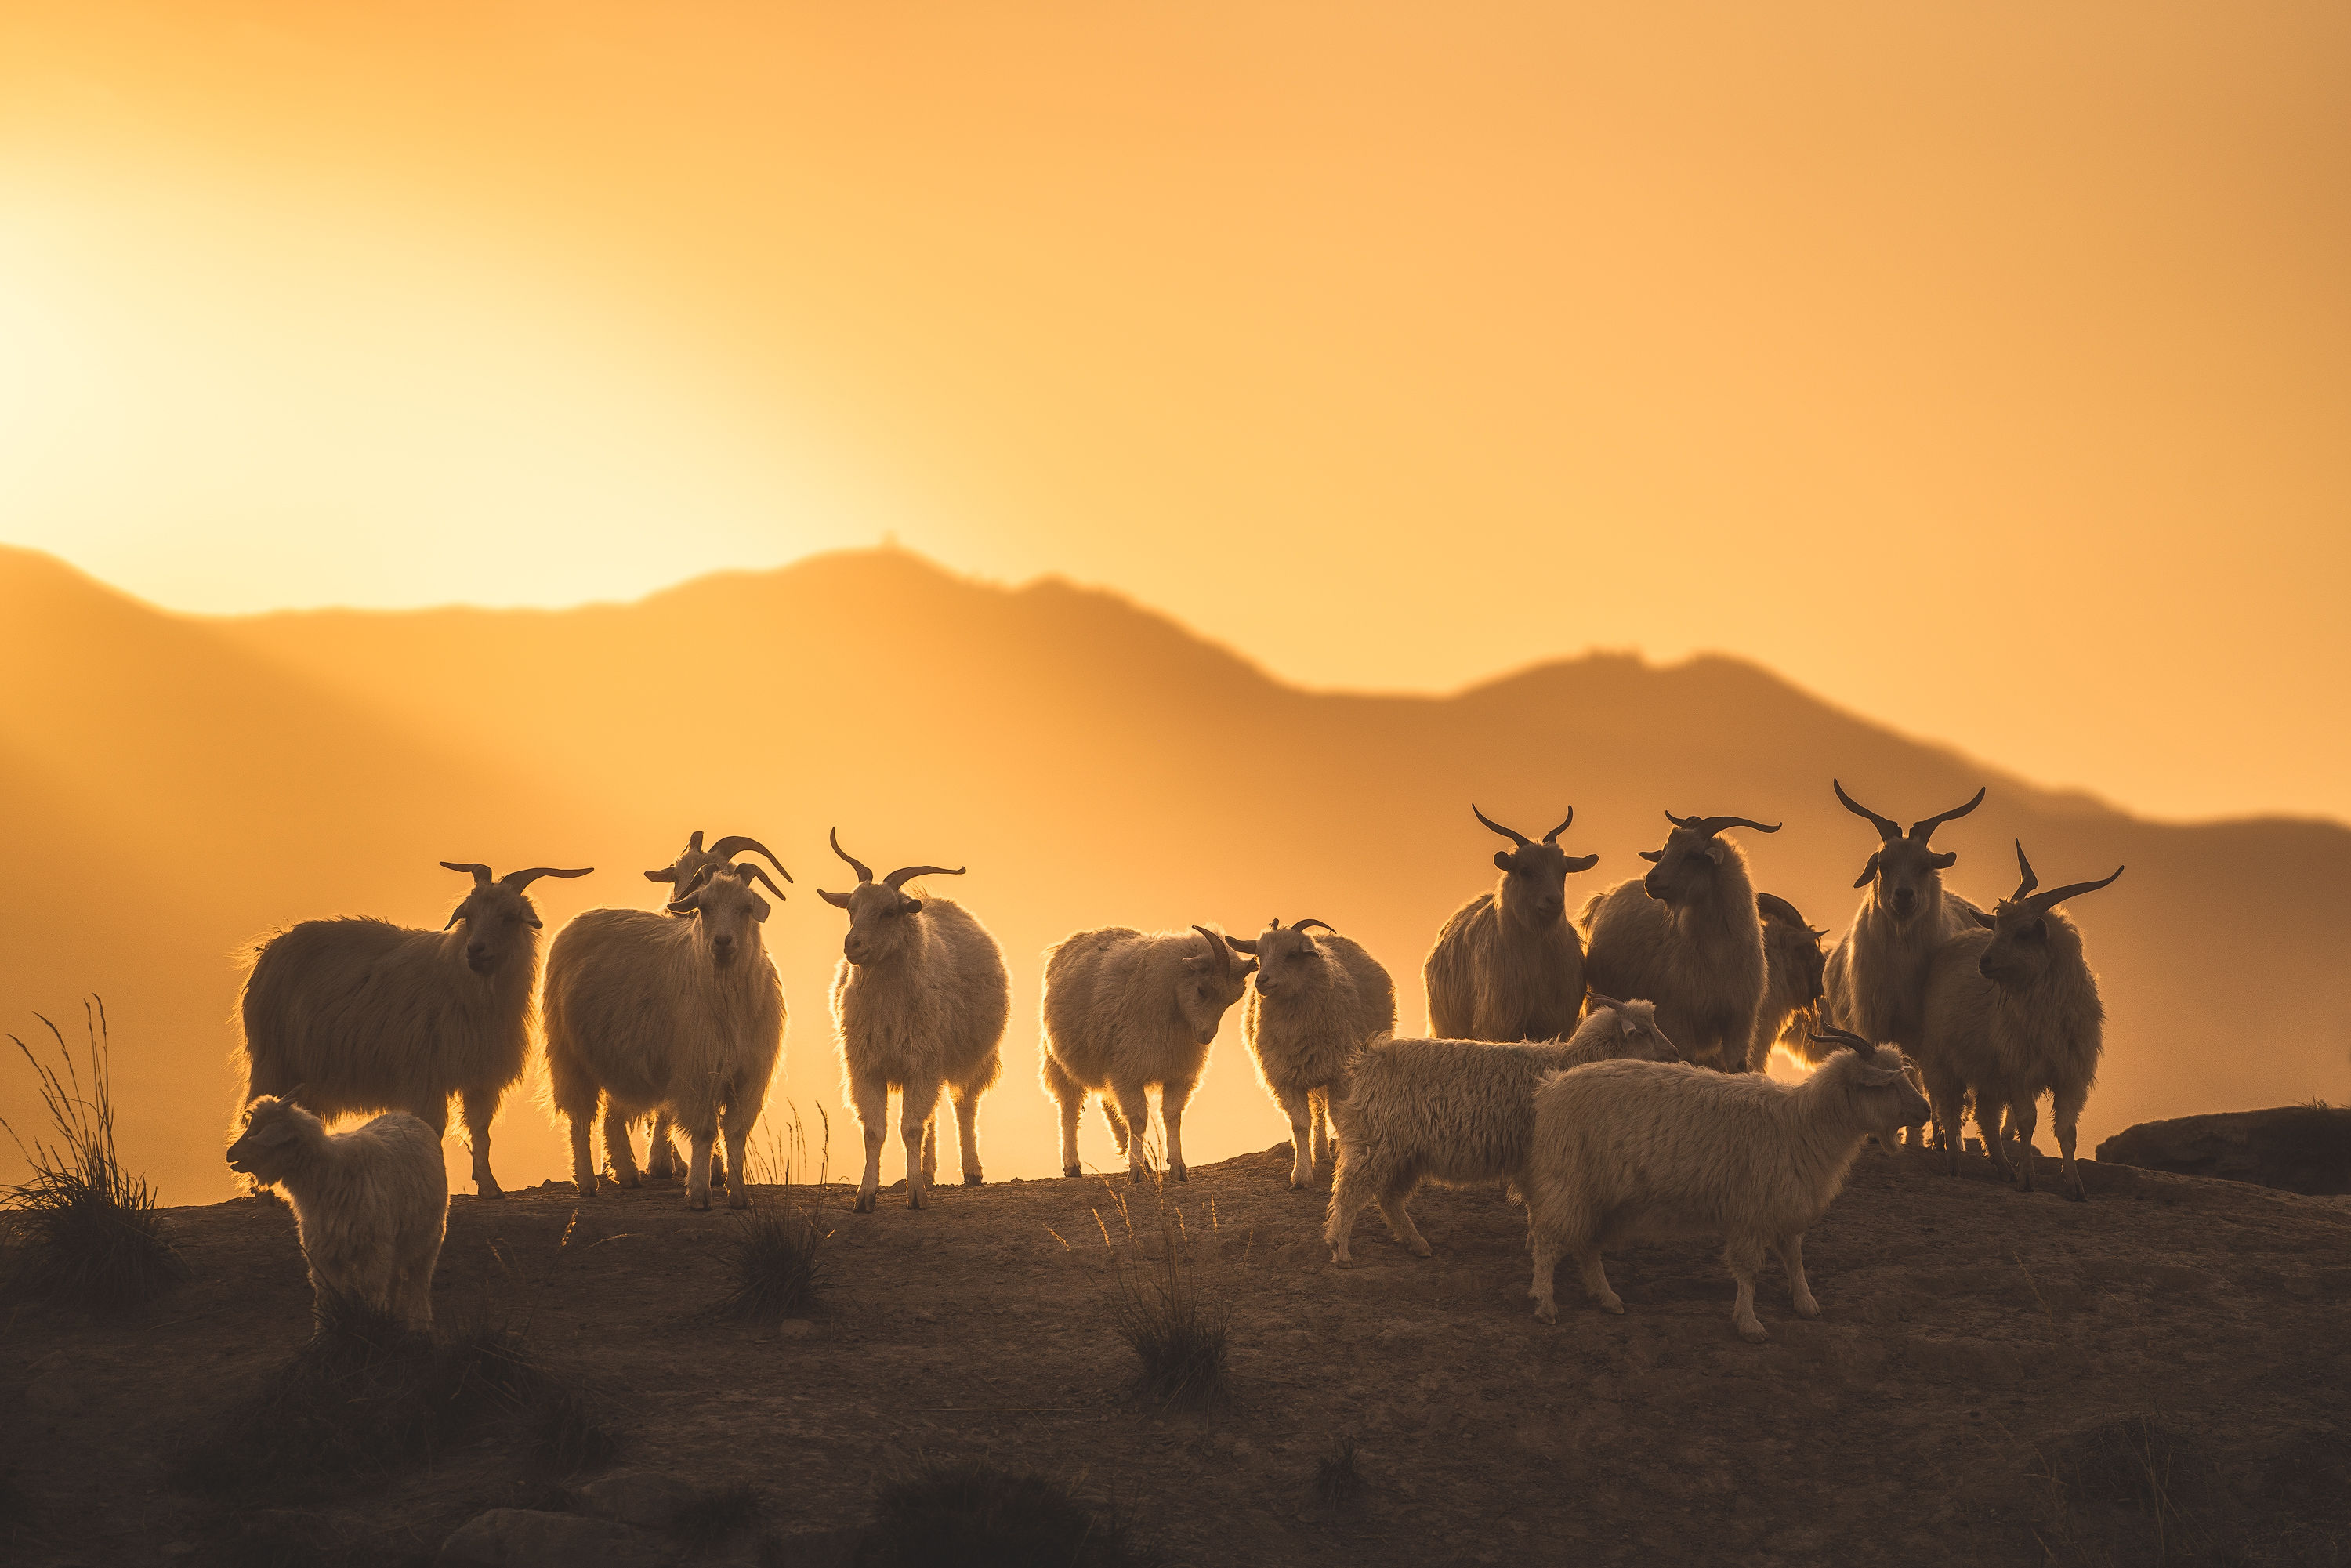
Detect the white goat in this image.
<box><xmin>544</xmin><ymin>859</ymin><xmax>789</xmax><ymax>1211</ymax></box>
<box><xmin>1580</xmin><ymin>812</ymin><xmax>1779</xmax><ymax>1071</ymax></box>
<box><xmin>225</xmin><ymin>1095</ymin><xmax>448</xmax><ymax>1331</ymax></box>
<box><xmin>1821</xmin><ymin>781</ymin><xmax>1988</xmax><ymax>1052</ymax></box>
<box><xmin>1324</xmin><ymin>996</ymin><xmax>1679</xmax><ymax>1264</ymax></box>
<box><xmin>1917</xmin><ymin>841</ymin><xmax>2123</xmax><ymax>1200</ymax></box>
<box><xmin>1040</xmin><ymin>925</ymin><xmax>1255</xmax><ymax>1183</ymax></box>
<box><xmin>1744</xmin><ymin>892</ymin><xmax>1830</xmax><ymax>1072</ymax></box>
<box><xmin>1225</xmin><ymin>918</ymin><xmax>1396</xmax><ymax>1190</ymax></box>
<box><xmin>237</xmin><ymin>860</ymin><xmax>592</xmax><ymax>1198</ymax></box>
<box><xmin>820</xmin><ymin>831</ymin><xmax>1009</xmax><ymax>1212</ymax></box>
<box><xmin>637</xmin><ymin>830</ymin><xmax>791</xmax><ymax>1187</ymax></box>
<box><xmin>1422</xmin><ymin>804</ymin><xmax>1600</xmax><ymax>1041</ymax></box>
<box><xmin>1523</xmin><ymin>1026</ymin><xmax>1929</xmax><ymax>1339</ymax></box>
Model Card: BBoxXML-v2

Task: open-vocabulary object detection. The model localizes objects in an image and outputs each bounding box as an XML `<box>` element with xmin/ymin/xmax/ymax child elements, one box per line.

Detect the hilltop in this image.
<box><xmin>4</xmin><ymin>1150</ymin><xmax>2348</xmax><ymax>1565</ymax></box>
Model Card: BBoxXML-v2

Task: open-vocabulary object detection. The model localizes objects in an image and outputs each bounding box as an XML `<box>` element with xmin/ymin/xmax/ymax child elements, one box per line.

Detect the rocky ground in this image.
<box><xmin>5</xmin><ymin>1142</ymin><xmax>2349</xmax><ymax>1566</ymax></box>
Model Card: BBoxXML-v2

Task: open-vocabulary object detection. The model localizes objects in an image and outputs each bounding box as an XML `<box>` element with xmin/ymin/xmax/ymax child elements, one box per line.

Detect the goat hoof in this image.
<box><xmin>1063</xmin><ymin>1165</ymin><xmax>1081</xmax><ymax>1179</ymax></box>
<box><xmin>1737</xmin><ymin>1322</ymin><xmax>1770</xmax><ymax>1344</ymax></box>
<box><xmin>963</xmin><ymin>1173</ymin><xmax>983</xmax><ymax>1187</ymax></box>
<box><xmin>1172</xmin><ymin>1167</ymin><xmax>1187</xmax><ymax>1182</ymax></box>
<box><xmin>1410</xmin><ymin>1242</ymin><xmax>1433</xmax><ymax>1259</ymax></box>
<box><xmin>854</xmin><ymin>1192</ymin><xmax>875</xmax><ymax>1213</ymax></box>
<box><xmin>1534</xmin><ymin>1303</ymin><xmax>1558</xmax><ymax>1324</ymax></box>
<box><xmin>476</xmin><ymin>1185</ymin><xmax>505</xmax><ymax>1200</ymax></box>
<box><xmin>1598</xmin><ymin>1295</ymin><xmax>1624</xmax><ymax>1315</ymax></box>
<box><xmin>688</xmin><ymin>1197</ymin><xmax>711</xmax><ymax>1212</ymax></box>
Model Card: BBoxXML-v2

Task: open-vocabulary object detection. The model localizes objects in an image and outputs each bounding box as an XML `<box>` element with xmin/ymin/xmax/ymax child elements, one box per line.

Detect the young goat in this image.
<box><xmin>1581</xmin><ymin>812</ymin><xmax>1779</xmax><ymax>1071</ymax></box>
<box><xmin>237</xmin><ymin>860</ymin><xmax>592</xmax><ymax>1198</ymax></box>
<box><xmin>1324</xmin><ymin>996</ymin><xmax>1679</xmax><ymax>1264</ymax></box>
<box><xmin>1523</xmin><ymin>1026</ymin><xmax>1929</xmax><ymax>1340</ymax></box>
<box><xmin>1227</xmin><ymin>918</ymin><xmax>1396</xmax><ymax>1190</ymax></box>
<box><xmin>822</xmin><ymin>831</ymin><xmax>1010</xmax><ymax>1212</ymax></box>
<box><xmin>1917</xmin><ymin>841</ymin><xmax>2124</xmax><ymax>1200</ymax></box>
<box><xmin>1040</xmin><ymin>925</ymin><xmax>1255</xmax><ymax>1183</ymax></box>
<box><xmin>545</xmin><ymin>860</ymin><xmax>789</xmax><ymax>1211</ymax></box>
<box><xmin>1422</xmin><ymin>804</ymin><xmax>1600</xmax><ymax>1042</ymax></box>
<box><xmin>226</xmin><ymin>1095</ymin><xmax>448</xmax><ymax>1332</ymax></box>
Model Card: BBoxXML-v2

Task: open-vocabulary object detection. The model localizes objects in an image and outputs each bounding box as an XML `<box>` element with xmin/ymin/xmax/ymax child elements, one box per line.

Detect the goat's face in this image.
<box><xmin>446</xmin><ymin>885</ymin><xmax>541</xmax><ymax>976</ymax></box>
<box><xmin>1860</xmin><ymin>836</ymin><xmax>1957</xmax><ymax>925</ymax></box>
<box><xmin>1178</xmin><ymin>930</ymin><xmax>1256</xmax><ymax>1045</ymax></box>
<box><xmin>832</xmin><ymin>882</ymin><xmax>924</xmax><ymax>967</ymax></box>
<box><xmin>225</xmin><ymin>1095</ymin><xmax>316</xmax><ymax>1183</ymax></box>
<box><xmin>1494</xmin><ymin>842</ymin><xmax>1598</xmax><ymax>927</ymax></box>
<box><xmin>666</xmin><ymin>866</ymin><xmax>773</xmax><ymax>971</ymax></box>
<box><xmin>1226</xmin><ymin>922</ymin><xmax>1328</xmax><ymax>1001</ymax></box>
<box><xmin>1851</xmin><ymin>1045</ymin><xmax>1933</xmax><ymax>1132</ymax></box>
<box><xmin>1639</xmin><ymin>825</ymin><xmax>1730</xmax><ymax>907</ymax></box>
<box><xmin>1594</xmin><ymin>1000</ymin><xmax>1682</xmax><ymax>1063</ymax></box>
<box><xmin>1765</xmin><ymin>920</ymin><xmax>1829</xmax><ymax>1006</ymax></box>
<box><xmin>1976</xmin><ymin>904</ymin><xmax>2062</xmax><ymax>987</ymax></box>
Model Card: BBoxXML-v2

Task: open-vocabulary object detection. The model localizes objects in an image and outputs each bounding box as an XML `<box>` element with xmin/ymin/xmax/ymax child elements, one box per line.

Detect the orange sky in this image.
<box><xmin>3</xmin><ymin>2</ymin><xmax>2348</xmax><ymax>824</ymax></box>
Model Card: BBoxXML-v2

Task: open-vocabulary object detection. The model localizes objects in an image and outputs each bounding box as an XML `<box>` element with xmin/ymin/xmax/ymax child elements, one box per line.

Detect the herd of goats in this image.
<box><xmin>219</xmin><ymin>780</ymin><xmax>2125</xmax><ymax>1342</ymax></box>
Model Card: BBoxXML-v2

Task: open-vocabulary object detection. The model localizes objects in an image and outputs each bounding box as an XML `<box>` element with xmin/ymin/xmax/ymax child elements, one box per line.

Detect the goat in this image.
<box><xmin>1225</xmin><ymin>918</ymin><xmax>1395</xmax><ymax>1190</ymax></box>
<box><xmin>1422</xmin><ymin>804</ymin><xmax>1599</xmax><ymax>1041</ymax></box>
<box><xmin>544</xmin><ymin>859</ymin><xmax>790</xmax><ymax>1211</ymax></box>
<box><xmin>226</xmin><ymin>1095</ymin><xmax>447</xmax><ymax>1331</ymax></box>
<box><xmin>1040</xmin><ymin>925</ymin><xmax>1255</xmax><ymax>1182</ymax></box>
<box><xmin>237</xmin><ymin>860</ymin><xmax>592</xmax><ymax>1198</ymax></box>
<box><xmin>821</xmin><ymin>831</ymin><xmax>1009</xmax><ymax>1212</ymax></box>
<box><xmin>1324</xmin><ymin>995</ymin><xmax>1679</xmax><ymax>1263</ymax></box>
<box><xmin>1745</xmin><ymin>893</ymin><xmax>1831</xmax><ymax>1072</ymax></box>
<box><xmin>1822</xmin><ymin>781</ymin><xmax>1988</xmax><ymax>1057</ymax></box>
<box><xmin>1524</xmin><ymin>1027</ymin><xmax>1930</xmax><ymax>1339</ymax></box>
<box><xmin>1580</xmin><ymin>812</ymin><xmax>1779</xmax><ymax>1071</ymax></box>
<box><xmin>1917</xmin><ymin>841</ymin><xmax>2123</xmax><ymax>1200</ymax></box>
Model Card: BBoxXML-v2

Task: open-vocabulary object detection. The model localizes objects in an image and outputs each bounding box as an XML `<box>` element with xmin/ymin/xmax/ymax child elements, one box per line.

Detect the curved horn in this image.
<box><xmin>708</xmin><ymin>836</ymin><xmax>792</xmax><ymax>882</ymax></box>
<box><xmin>1664</xmin><ymin>809</ymin><xmax>1697</xmax><ymax>829</ymax></box>
<box><xmin>1809</xmin><ymin>1026</ymin><xmax>1878</xmax><ymax>1060</ymax></box>
<box><xmin>1693</xmin><ymin>815</ymin><xmax>1780</xmax><ymax>838</ymax></box>
<box><xmin>2010</xmin><ymin>839</ymin><xmax>2039</xmax><ymax>901</ymax></box>
<box><xmin>817</xmin><ymin>888</ymin><xmax>853</xmax><ymax>909</ymax></box>
<box><xmin>1831</xmin><ymin>780</ymin><xmax>1900</xmax><ymax>842</ymax></box>
<box><xmin>2027</xmin><ymin>864</ymin><xmax>2125</xmax><ymax>914</ymax></box>
<box><xmin>498</xmin><ymin>867</ymin><xmax>594</xmax><ymax>889</ymax></box>
<box><xmin>1471</xmin><ymin>805</ymin><xmax>1531</xmax><ymax>849</ymax></box>
<box><xmin>1908</xmin><ymin>787</ymin><xmax>1987</xmax><ymax>843</ymax></box>
<box><xmin>1223</xmin><ymin>932</ymin><xmax>1261</xmax><ymax>955</ymax></box>
<box><xmin>1191</xmin><ymin>925</ymin><xmax>1229</xmax><ymax>965</ymax></box>
<box><xmin>1291</xmin><ymin>918</ymin><xmax>1335</xmax><ymax>936</ymax></box>
<box><xmin>1585</xmin><ymin>992</ymin><xmax>1628</xmax><ymax>1012</ymax></box>
<box><xmin>884</xmin><ymin>864</ymin><xmax>965</xmax><ymax>889</ymax></box>
<box><xmin>734</xmin><ymin>863</ymin><xmax>790</xmax><ymax>903</ymax></box>
<box><xmin>829</xmin><ymin>829</ymin><xmax>873</xmax><ymax>885</ymax></box>
<box><xmin>440</xmin><ymin>861</ymin><xmax>494</xmax><ymax>884</ymax></box>
<box><xmin>1541</xmin><ymin>806</ymin><xmax>1574</xmax><ymax>844</ymax></box>
<box><xmin>1755</xmin><ymin>892</ymin><xmax>1807</xmax><ymax>926</ymax></box>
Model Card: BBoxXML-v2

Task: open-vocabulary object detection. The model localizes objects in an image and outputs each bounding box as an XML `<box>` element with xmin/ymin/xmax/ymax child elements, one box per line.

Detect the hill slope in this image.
<box><xmin>4</xmin><ymin>543</ymin><xmax>2346</xmax><ymax>1200</ymax></box>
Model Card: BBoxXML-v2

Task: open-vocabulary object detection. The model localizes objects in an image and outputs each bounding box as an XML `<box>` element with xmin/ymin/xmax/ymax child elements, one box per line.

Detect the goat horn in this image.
<box><xmin>1809</xmin><ymin>1026</ymin><xmax>1878</xmax><ymax>1060</ymax></box>
<box><xmin>2026</xmin><ymin>864</ymin><xmax>2125</xmax><ymax>914</ymax></box>
<box><xmin>884</xmin><ymin>864</ymin><xmax>965</xmax><ymax>889</ymax></box>
<box><xmin>499</xmin><ymin>867</ymin><xmax>594</xmax><ymax>889</ymax></box>
<box><xmin>829</xmin><ymin>829</ymin><xmax>873</xmax><ymax>884</ymax></box>
<box><xmin>1471</xmin><ymin>804</ymin><xmax>1531</xmax><ymax>849</ymax></box>
<box><xmin>1831</xmin><ymin>780</ymin><xmax>1900</xmax><ymax>842</ymax></box>
<box><xmin>1292</xmin><ymin>918</ymin><xmax>1335</xmax><ymax>935</ymax></box>
<box><xmin>440</xmin><ymin>862</ymin><xmax>494</xmax><ymax>884</ymax></box>
<box><xmin>1907</xmin><ymin>787</ymin><xmax>1986</xmax><ymax>843</ymax></box>
<box><xmin>1755</xmin><ymin>892</ymin><xmax>1807</xmax><ymax>926</ymax></box>
<box><xmin>1691</xmin><ymin>815</ymin><xmax>1781</xmax><ymax>838</ymax></box>
<box><xmin>1585</xmin><ymin>993</ymin><xmax>1628</xmax><ymax>1012</ymax></box>
<box><xmin>2010</xmin><ymin>839</ymin><xmax>2039</xmax><ymax>901</ymax></box>
<box><xmin>708</xmin><ymin>836</ymin><xmax>792</xmax><ymax>882</ymax></box>
<box><xmin>735</xmin><ymin>863</ymin><xmax>790</xmax><ymax>903</ymax></box>
<box><xmin>1542</xmin><ymin>807</ymin><xmax>1574</xmax><ymax>844</ymax></box>
<box><xmin>1191</xmin><ymin>925</ymin><xmax>1229</xmax><ymax>965</ymax></box>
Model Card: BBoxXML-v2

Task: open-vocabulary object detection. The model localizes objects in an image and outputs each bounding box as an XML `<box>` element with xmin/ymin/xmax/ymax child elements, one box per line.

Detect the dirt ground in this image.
<box><xmin>5</xmin><ymin>1141</ymin><xmax>2349</xmax><ymax>1566</ymax></box>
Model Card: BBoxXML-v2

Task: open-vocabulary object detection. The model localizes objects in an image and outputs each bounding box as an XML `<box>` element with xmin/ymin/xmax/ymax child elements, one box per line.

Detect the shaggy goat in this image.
<box><xmin>1744</xmin><ymin>893</ymin><xmax>1831</xmax><ymax>1072</ymax></box>
<box><xmin>1225</xmin><ymin>918</ymin><xmax>1395</xmax><ymax>1190</ymax></box>
<box><xmin>638</xmin><ymin>830</ymin><xmax>792</xmax><ymax>1186</ymax></box>
<box><xmin>1040</xmin><ymin>925</ymin><xmax>1255</xmax><ymax>1182</ymax></box>
<box><xmin>545</xmin><ymin>859</ymin><xmax>790</xmax><ymax>1211</ymax></box>
<box><xmin>1523</xmin><ymin>1027</ymin><xmax>1929</xmax><ymax>1339</ymax></box>
<box><xmin>1917</xmin><ymin>841</ymin><xmax>2124</xmax><ymax>1200</ymax></box>
<box><xmin>1324</xmin><ymin>995</ymin><xmax>1679</xmax><ymax>1264</ymax></box>
<box><xmin>226</xmin><ymin>1095</ymin><xmax>448</xmax><ymax>1331</ymax></box>
<box><xmin>1580</xmin><ymin>812</ymin><xmax>1780</xmax><ymax>1071</ymax></box>
<box><xmin>1821</xmin><ymin>781</ymin><xmax>1987</xmax><ymax>1050</ymax></box>
<box><xmin>1422</xmin><ymin>804</ymin><xmax>1600</xmax><ymax>1041</ymax></box>
<box><xmin>237</xmin><ymin>860</ymin><xmax>592</xmax><ymax>1198</ymax></box>
<box><xmin>821</xmin><ymin>831</ymin><xmax>1010</xmax><ymax>1212</ymax></box>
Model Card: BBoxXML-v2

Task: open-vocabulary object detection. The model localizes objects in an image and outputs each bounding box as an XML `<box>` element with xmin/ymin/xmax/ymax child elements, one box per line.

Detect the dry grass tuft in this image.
<box><xmin>1091</xmin><ymin>1157</ymin><xmax>1231</xmax><ymax>1410</ymax></box>
<box><xmin>716</xmin><ymin>1107</ymin><xmax>833</xmax><ymax>1324</ymax></box>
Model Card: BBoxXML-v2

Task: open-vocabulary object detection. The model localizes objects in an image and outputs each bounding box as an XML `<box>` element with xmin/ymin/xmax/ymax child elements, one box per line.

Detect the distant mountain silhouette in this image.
<box><xmin>6</xmin><ymin>543</ymin><xmax>2346</xmax><ymax>1200</ymax></box>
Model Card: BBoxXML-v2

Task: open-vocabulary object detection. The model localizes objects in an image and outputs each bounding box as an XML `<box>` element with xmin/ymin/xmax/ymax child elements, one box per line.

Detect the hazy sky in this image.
<box><xmin>4</xmin><ymin>2</ymin><xmax>2347</xmax><ymax>824</ymax></box>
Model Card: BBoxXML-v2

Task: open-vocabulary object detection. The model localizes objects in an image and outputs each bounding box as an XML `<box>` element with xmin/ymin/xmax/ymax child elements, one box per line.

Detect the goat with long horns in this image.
<box><xmin>1423</xmin><ymin>803</ymin><xmax>1600</xmax><ymax>1042</ymax></box>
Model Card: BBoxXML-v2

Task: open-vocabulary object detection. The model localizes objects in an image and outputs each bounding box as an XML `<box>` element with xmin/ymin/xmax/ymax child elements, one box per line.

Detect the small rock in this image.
<box><xmin>25</xmin><ymin>1369</ymin><xmax>82</xmax><ymax>1417</ymax></box>
<box><xmin>436</xmin><ymin>1508</ymin><xmax>676</xmax><ymax>1568</ymax></box>
<box><xmin>777</xmin><ymin>1318</ymin><xmax>816</xmax><ymax>1339</ymax></box>
<box><xmin>573</xmin><ymin>1471</ymin><xmax>698</xmax><ymax>1530</ymax></box>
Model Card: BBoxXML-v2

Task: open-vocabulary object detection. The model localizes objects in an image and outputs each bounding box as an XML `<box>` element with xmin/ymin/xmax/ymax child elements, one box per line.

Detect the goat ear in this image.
<box><xmin>1240</xmin><ymin>958</ymin><xmax>1259</xmax><ymax>976</ymax></box>
<box><xmin>665</xmin><ymin>893</ymin><xmax>700</xmax><ymax>914</ymax></box>
<box><xmin>1702</xmin><ymin>839</ymin><xmax>1726</xmax><ymax>864</ymax></box>
<box><xmin>749</xmin><ymin>894</ymin><xmax>772</xmax><ymax>922</ymax></box>
<box><xmin>817</xmin><ymin>888</ymin><xmax>853</xmax><ymax>909</ymax></box>
<box><xmin>1929</xmin><ymin>850</ymin><xmax>1957</xmax><ymax>870</ymax></box>
<box><xmin>1563</xmin><ymin>853</ymin><xmax>1599</xmax><ymax>873</ymax></box>
<box><xmin>644</xmin><ymin>868</ymin><xmax>675</xmax><ymax>883</ymax></box>
<box><xmin>1638</xmin><ymin>849</ymin><xmax>1662</xmax><ymax>864</ymax></box>
<box><xmin>1494</xmin><ymin>850</ymin><xmax>1515</xmax><ymax>873</ymax></box>
<box><xmin>900</xmin><ymin>897</ymin><xmax>924</xmax><ymax>915</ymax></box>
<box><xmin>1853</xmin><ymin>851</ymin><xmax>1880</xmax><ymax>889</ymax></box>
